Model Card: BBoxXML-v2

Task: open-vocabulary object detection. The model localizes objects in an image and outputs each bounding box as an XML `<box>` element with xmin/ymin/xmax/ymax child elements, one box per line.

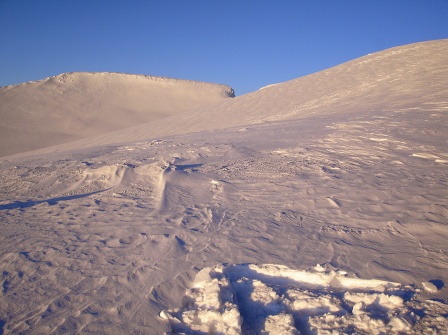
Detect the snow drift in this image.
<box><xmin>163</xmin><ymin>264</ymin><xmax>446</xmax><ymax>334</ymax></box>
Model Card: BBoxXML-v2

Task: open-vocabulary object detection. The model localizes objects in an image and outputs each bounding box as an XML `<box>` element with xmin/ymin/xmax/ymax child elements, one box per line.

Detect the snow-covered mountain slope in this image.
<box><xmin>0</xmin><ymin>72</ymin><xmax>234</xmax><ymax>157</ymax></box>
<box><xmin>0</xmin><ymin>40</ymin><xmax>447</xmax><ymax>334</ymax></box>
<box><xmin>1</xmin><ymin>106</ymin><xmax>447</xmax><ymax>334</ymax></box>
<box><xmin>17</xmin><ymin>39</ymin><xmax>447</xmax><ymax>158</ymax></box>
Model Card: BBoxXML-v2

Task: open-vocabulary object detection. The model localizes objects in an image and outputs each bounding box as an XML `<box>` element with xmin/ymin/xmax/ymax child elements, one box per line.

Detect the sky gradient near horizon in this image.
<box><xmin>1</xmin><ymin>1</ymin><xmax>447</xmax><ymax>95</ymax></box>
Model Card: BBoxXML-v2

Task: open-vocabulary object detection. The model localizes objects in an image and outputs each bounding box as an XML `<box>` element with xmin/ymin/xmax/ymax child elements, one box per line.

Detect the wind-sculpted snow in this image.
<box><xmin>162</xmin><ymin>264</ymin><xmax>447</xmax><ymax>334</ymax></box>
<box><xmin>0</xmin><ymin>106</ymin><xmax>447</xmax><ymax>334</ymax></box>
<box><xmin>0</xmin><ymin>40</ymin><xmax>447</xmax><ymax>334</ymax></box>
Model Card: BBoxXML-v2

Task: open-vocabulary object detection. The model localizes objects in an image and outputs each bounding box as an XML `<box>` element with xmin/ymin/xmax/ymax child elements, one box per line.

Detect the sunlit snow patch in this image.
<box><xmin>162</xmin><ymin>264</ymin><xmax>448</xmax><ymax>334</ymax></box>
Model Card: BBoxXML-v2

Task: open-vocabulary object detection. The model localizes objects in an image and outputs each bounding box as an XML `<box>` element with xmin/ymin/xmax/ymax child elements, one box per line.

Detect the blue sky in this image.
<box><xmin>1</xmin><ymin>1</ymin><xmax>447</xmax><ymax>95</ymax></box>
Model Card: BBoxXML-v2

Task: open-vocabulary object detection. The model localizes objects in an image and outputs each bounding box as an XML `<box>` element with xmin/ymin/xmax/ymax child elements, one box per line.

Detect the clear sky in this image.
<box><xmin>1</xmin><ymin>1</ymin><xmax>447</xmax><ymax>95</ymax></box>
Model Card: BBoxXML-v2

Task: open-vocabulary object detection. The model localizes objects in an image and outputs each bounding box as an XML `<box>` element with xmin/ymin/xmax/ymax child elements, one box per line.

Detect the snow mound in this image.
<box><xmin>162</xmin><ymin>264</ymin><xmax>448</xmax><ymax>335</ymax></box>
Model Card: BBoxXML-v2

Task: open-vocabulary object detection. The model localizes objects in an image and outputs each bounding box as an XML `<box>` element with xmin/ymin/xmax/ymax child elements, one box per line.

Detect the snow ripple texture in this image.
<box><xmin>162</xmin><ymin>264</ymin><xmax>448</xmax><ymax>335</ymax></box>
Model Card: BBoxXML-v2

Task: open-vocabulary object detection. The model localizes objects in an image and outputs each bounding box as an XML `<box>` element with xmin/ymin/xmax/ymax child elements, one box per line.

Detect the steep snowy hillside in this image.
<box><xmin>0</xmin><ymin>72</ymin><xmax>234</xmax><ymax>157</ymax></box>
<box><xmin>0</xmin><ymin>40</ymin><xmax>447</xmax><ymax>334</ymax></box>
<box><xmin>19</xmin><ymin>39</ymin><xmax>447</xmax><ymax>157</ymax></box>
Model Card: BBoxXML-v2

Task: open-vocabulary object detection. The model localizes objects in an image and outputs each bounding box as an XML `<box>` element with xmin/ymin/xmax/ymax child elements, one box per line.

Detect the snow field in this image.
<box><xmin>0</xmin><ymin>40</ymin><xmax>447</xmax><ymax>334</ymax></box>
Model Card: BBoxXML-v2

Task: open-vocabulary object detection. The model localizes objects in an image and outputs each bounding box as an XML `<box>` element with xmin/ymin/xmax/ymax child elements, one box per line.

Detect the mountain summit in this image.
<box><xmin>0</xmin><ymin>72</ymin><xmax>234</xmax><ymax>157</ymax></box>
